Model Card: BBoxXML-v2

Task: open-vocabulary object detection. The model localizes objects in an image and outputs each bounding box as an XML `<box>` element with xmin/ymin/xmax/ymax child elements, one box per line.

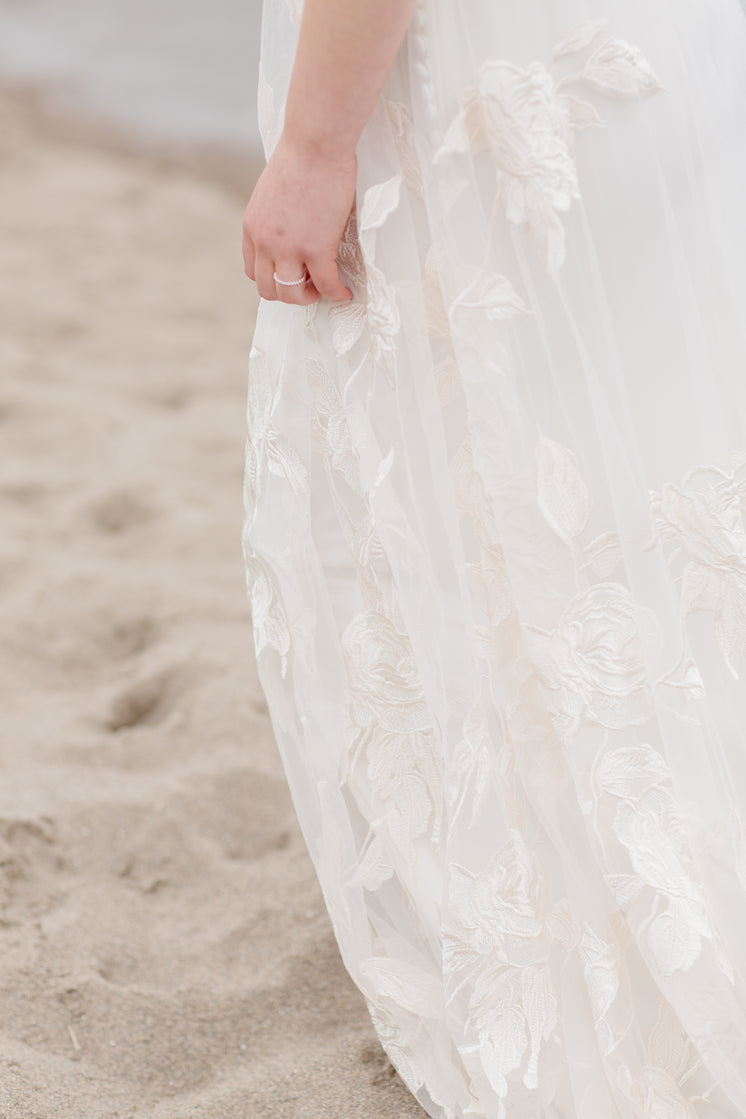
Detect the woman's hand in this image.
<box><xmin>242</xmin><ymin>132</ymin><xmax>356</xmax><ymax>305</ymax></box>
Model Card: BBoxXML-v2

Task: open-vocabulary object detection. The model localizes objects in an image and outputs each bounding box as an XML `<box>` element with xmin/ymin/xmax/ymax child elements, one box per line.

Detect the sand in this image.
<box><xmin>0</xmin><ymin>91</ymin><xmax>427</xmax><ymax>1119</ymax></box>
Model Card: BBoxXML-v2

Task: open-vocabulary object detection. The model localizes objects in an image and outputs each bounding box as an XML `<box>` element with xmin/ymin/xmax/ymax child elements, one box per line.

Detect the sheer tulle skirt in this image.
<box><xmin>244</xmin><ymin>1</ymin><xmax>746</xmax><ymax>1115</ymax></box>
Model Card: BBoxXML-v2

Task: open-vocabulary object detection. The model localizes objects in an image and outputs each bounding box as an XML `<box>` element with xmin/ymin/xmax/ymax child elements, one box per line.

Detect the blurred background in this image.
<box><xmin>0</xmin><ymin>3</ymin><xmax>425</xmax><ymax>1117</ymax></box>
<box><xmin>0</xmin><ymin>0</ymin><xmax>265</xmax><ymax>182</ymax></box>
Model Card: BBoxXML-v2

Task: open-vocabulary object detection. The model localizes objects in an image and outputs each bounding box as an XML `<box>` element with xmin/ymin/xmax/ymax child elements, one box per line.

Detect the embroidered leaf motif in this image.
<box><xmin>264</xmin><ymin>431</ymin><xmax>309</xmax><ymax>495</ymax></box>
<box><xmin>335</xmin><ymin>207</ymin><xmax>367</xmax><ymax>292</ymax></box>
<box><xmin>582</xmin><ymin>531</ymin><xmax>622</xmax><ymax>578</ymax></box>
<box><xmin>362</xmin><ymin>259</ymin><xmax>401</xmax><ymax>387</ymax></box>
<box><xmin>645</xmin><ymin>894</ymin><xmax>707</xmax><ymax>977</ymax></box>
<box><xmin>594</xmin><ymin>743</ymin><xmax>714</xmax><ymax>976</ymax></box>
<box><xmin>351</xmin><ymin>834</ymin><xmax>395</xmax><ymax>891</ymax></box>
<box><xmin>650</xmin><ymin>471</ymin><xmax>746</xmax><ymax>678</ymax></box>
<box><xmin>365</xmin><ymin>1002</ymin><xmax>425</xmax><ymax>1099</ymax></box>
<box><xmin>631</xmin><ymin>1066</ymin><xmax>701</xmax><ymax>1119</ymax></box>
<box><xmin>384</xmin><ymin>100</ymin><xmax>424</xmax><ymax>198</ymax></box>
<box><xmin>242</xmin><ymin>550</ymin><xmax>291</xmax><ymax>677</ymax></box>
<box><xmin>545</xmin><ymin>900</ymin><xmax>580</xmax><ymax>950</ymax></box>
<box><xmin>332</xmin><ymin>204</ymin><xmax>401</xmax><ymax>389</ymax></box>
<box><xmin>247</xmin><ymin>343</ymin><xmax>309</xmax><ymax>496</ymax></box>
<box><xmin>445</xmin><ymin>833</ymin><xmax>558</xmax><ymax>1116</ymax></box>
<box><xmin>536</xmin><ymin>432</ymin><xmax>592</xmax><ymax>544</ymax></box>
<box><xmin>423</xmin><ymin>246</ymin><xmax>450</xmax><ymax>338</ymax></box>
<box><xmin>328</xmin><ymin>298</ymin><xmax>367</xmax><ymax>356</ymax></box>
<box><xmin>467</xmin><ymin>546</ymin><xmax>514</xmax><ymax>629</ymax></box>
<box><xmin>341</xmin><ymin>610</ymin><xmax>442</xmax><ymax>863</ymax></box>
<box><xmin>550</xmin><ymin>20</ymin><xmax>607</xmax><ymax>62</ymax></box>
<box><xmin>307</xmin><ymin>357</ymin><xmax>362</xmax><ymax>492</ymax></box>
<box><xmin>370</xmin><ymin>446</ymin><xmax>395</xmax><ymax>493</ymax></box>
<box><xmin>360</xmin><ymin>957</ymin><xmax>443</xmax><ymax>1018</ymax></box>
<box><xmin>447</xmin><ymin>709</ymin><xmax>493</xmax><ymax>830</ymax></box>
<box><xmin>450</xmin><ymin>270</ymin><xmax>529</xmax><ymax>329</ymax></box>
<box><xmin>605</xmin><ymin>871</ymin><xmax>645</xmax><ymax>907</ymax></box>
<box><xmin>558</xmin><ymin>92</ymin><xmax>605</xmax><ymax>131</ymax></box>
<box><xmin>580</xmin><ymin>39</ymin><xmax>666</xmax><ymax>99</ymax></box>
<box><xmin>593</xmin><ymin>743</ymin><xmax>670</xmax><ymax>802</ymax></box>
<box><xmin>641</xmin><ymin>997</ymin><xmax>699</xmax><ymax>1107</ymax></box>
<box><xmin>577</xmin><ymin>924</ymin><xmax>620</xmax><ymax>1057</ymax></box>
<box><xmin>654</xmin><ymin>654</ymin><xmax>706</xmax><ymax>703</ymax></box>
<box><xmin>434</xmin><ymin>109</ymin><xmax>471</xmax><ymax>161</ymax></box>
<box><xmin>247</xmin><ymin>342</ymin><xmax>272</xmax><ymax>441</ymax></box>
<box><xmin>359</xmin><ymin>174</ymin><xmax>403</xmax><ymax>238</ymax></box>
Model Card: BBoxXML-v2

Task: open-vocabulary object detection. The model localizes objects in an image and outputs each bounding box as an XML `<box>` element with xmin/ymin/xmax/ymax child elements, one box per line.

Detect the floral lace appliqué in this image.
<box><xmin>434</xmin><ymin>22</ymin><xmax>665</xmax><ymax>273</ymax></box>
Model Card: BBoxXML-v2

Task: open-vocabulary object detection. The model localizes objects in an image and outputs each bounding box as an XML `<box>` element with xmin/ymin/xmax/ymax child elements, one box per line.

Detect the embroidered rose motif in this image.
<box><xmin>649</xmin><ymin>461</ymin><xmax>746</xmax><ymax>677</ymax></box>
<box><xmin>593</xmin><ymin>744</ymin><xmax>715</xmax><ymax>977</ymax></box>
<box><xmin>650</xmin><ymin>482</ymin><xmax>746</xmax><ymax>573</ymax></box>
<box><xmin>344</xmin><ymin>609</ymin><xmax>430</xmax><ymax>731</ymax></box>
<box><xmin>330</xmin><ymin>178</ymin><xmax>402</xmax><ymax>389</ymax></box>
<box><xmin>455</xmin><ymin>60</ymin><xmax>580</xmax><ymax>275</ymax></box>
<box><xmin>434</xmin><ymin>23</ymin><xmax>665</xmax><ymax>273</ymax></box>
<box><xmin>341</xmin><ymin>609</ymin><xmax>442</xmax><ymax>862</ymax></box>
<box><xmin>444</xmin><ymin>833</ymin><xmax>559</xmax><ymax>1116</ymax></box>
<box><xmin>448</xmin><ymin>832</ymin><xmax>545</xmax><ymax>950</ymax></box>
<box><xmin>527</xmin><ymin>582</ymin><xmax>659</xmax><ymax>741</ymax></box>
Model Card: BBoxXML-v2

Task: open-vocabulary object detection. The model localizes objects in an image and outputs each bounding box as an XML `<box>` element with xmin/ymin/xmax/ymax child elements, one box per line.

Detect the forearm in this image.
<box><xmin>283</xmin><ymin>0</ymin><xmax>419</xmax><ymax>159</ymax></box>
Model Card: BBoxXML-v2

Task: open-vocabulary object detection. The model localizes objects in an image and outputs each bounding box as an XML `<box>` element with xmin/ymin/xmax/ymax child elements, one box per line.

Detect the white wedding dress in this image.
<box><xmin>242</xmin><ymin>1</ymin><xmax>746</xmax><ymax>1115</ymax></box>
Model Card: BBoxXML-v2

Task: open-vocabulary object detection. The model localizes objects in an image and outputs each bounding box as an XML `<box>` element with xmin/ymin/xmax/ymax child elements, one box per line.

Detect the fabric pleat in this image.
<box><xmin>243</xmin><ymin>1</ymin><xmax>746</xmax><ymax>1115</ymax></box>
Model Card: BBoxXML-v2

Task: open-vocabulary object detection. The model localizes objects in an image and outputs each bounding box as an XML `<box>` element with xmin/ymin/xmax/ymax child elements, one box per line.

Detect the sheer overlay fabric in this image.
<box><xmin>243</xmin><ymin>1</ymin><xmax>746</xmax><ymax>1115</ymax></box>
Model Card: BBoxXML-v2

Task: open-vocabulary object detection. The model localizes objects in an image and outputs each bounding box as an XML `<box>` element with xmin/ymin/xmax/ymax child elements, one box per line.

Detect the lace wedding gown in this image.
<box><xmin>242</xmin><ymin>1</ymin><xmax>746</xmax><ymax>1115</ymax></box>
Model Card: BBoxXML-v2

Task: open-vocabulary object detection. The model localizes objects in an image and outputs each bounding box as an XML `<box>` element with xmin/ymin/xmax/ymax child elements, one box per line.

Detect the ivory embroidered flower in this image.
<box><xmin>330</xmin><ymin>179</ymin><xmax>402</xmax><ymax>388</ymax></box>
<box><xmin>434</xmin><ymin>23</ymin><xmax>665</xmax><ymax>273</ymax></box>
<box><xmin>444</xmin><ymin>833</ymin><xmax>559</xmax><ymax>1116</ymax></box>
<box><xmin>649</xmin><ymin>462</ymin><xmax>746</xmax><ymax>677</ymax></box>
<box><xmin>593</xmin><ymin>743</ymin><xmax>716</xmax><ymax>977</ymax></box>
<box><xmin>527</xmin><ymin>582</ymin><xmax>659</xmax><ymax>742</ymax></box>
<box><xmin>341</xmin><ymin>609</ymin><xmax>442</xmax><ymax>862</ymax></box>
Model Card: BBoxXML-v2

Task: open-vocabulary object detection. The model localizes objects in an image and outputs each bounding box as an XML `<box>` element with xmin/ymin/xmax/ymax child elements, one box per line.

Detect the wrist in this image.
<box><xmin>281</xmin><ymin>109</ymin><xmax>359</xmax><ymax>167</ymax></box>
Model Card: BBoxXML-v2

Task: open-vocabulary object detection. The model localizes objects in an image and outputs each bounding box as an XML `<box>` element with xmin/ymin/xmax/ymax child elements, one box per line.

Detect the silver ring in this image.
<box><xmin>273</xmin><ymin>269</ymin><xmax>309</xmax><ymax>286</ymax></box>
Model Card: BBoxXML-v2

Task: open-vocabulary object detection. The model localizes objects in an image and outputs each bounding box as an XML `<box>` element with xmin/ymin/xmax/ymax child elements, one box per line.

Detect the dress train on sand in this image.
<box><xmin>244</xmin><ymin>1</ymin><xmax>746</xmax><ymax>1115</ymax></box>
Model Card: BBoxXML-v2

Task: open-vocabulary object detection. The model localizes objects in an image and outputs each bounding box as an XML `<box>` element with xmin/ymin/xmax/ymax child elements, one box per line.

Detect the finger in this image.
<box><xmin>242</xmin><ymin>233</ymin><xmax>256</xmax><ymax>282</ymax></box>
<box><xmin>307</xmin><ymin>256</ymin><xmax>354</xmax><ymax>302</ymax></box>
<box><xmin>255</xmin><ymin>256</ymin><xmax>277</xmax><ymax>301</ymax></box>
<box><xmin>272</xmin><ymin>261</ymin><xmax>317</xmax><ymax>305</ymax></box>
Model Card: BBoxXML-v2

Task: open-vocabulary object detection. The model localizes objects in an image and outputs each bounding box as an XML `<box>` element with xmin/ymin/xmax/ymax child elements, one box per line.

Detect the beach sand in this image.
<box><xmin>0</xmin><ymin>91</ymin><xmax>427</xmax><ymax>1119</ymax></box>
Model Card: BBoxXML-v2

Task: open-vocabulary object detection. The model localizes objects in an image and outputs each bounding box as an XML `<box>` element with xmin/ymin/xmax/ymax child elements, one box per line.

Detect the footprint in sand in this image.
<box><xmin>6</xmin><ymin>577</ymin><xmax>160</xmax><ymax>681</ymax></box>
<box><xmin>106</xmin><ymin>665</ymin><xmax>186</xmax><ymax>732</ymax></box>
<box><xmin>0</xmin><ymin>816</ymin><xmax>65</xmax><ymax>918</ymax></box>
<box><xmin>172</xmin><ymin>768</ymin><xmax>297</xmax><ymax>862</ymax></box>
<box><xmin>87</xmin><ymin>488</ymin><xmax>155</xmax><ymax>536</ymax></box>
